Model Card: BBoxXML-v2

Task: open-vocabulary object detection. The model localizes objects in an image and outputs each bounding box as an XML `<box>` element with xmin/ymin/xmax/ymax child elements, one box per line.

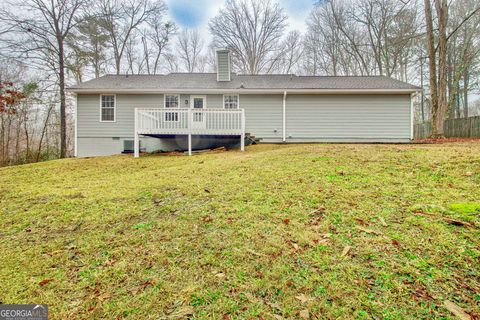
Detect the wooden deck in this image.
<box><xmin>134</xmin><ymin>108</ymin><xmax>245</xmax><ymax>156</ymax></box>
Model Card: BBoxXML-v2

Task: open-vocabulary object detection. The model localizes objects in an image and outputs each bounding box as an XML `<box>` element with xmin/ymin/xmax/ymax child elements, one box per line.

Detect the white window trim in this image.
<box><xmin>190</xmin><ymin>95</ymin><xmax>207</xmax><ymax>109</ymax></box>
<box><xmin>222</xmin><ymin>94</ymin><xmax>239</xmax><ymax>109</ymax></box>
<box><xmin>163</xmin><ymin>94</ymin><xmax>180</xmax><ymax>109</ymax></box>
<box><xmin>164</xmin><ymin>94</ymin><xmax>180</xmax><ymax>122</ymax></box>
<box><xmin>99</xmin><ymin>94</ymin><xmax>116</xmax><ymax>123</ymax></box>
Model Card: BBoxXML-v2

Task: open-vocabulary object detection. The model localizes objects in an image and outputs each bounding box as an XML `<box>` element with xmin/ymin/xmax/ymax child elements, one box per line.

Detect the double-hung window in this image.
<box><xmin>100</xmin><ymin>95</ymin><xmax>115</xmax><ymax>122</ymax></box>
<box><xmin>165</xmin><ymin>94</ymin><xmax>179</xmax><ymax>121</ymax></box>
<box><xmin>223</xmin><ymin>94</ymin><xmax>239</xmax><ymax>109</ymax></box>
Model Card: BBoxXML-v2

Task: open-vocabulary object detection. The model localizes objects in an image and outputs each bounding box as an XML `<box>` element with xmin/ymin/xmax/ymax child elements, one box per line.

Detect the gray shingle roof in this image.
<box><xmin>68</xmin><ymin>73</ymin><xmax>419</xmax><ymax>92</ymax></box>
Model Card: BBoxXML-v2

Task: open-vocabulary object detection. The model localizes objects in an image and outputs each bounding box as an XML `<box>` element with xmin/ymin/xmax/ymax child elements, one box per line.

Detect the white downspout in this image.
<box><xmin>74</xmin><ymin>93</ymin><xmax>78</xmax><ymax>157</ymax></box>
<box><xmin>283</xmin><ymin>91</ymin><xmax>287</xmax><ymax>142</ymax></box>
<box><xmin>410</xmin><ymin>93</ymin><xmax>414</xmax><ymax>140</ymax></box>
<box><xmin>134</xmin><ymin>108</ymin><xmax>139</xmax><ymax>158</ymax></box>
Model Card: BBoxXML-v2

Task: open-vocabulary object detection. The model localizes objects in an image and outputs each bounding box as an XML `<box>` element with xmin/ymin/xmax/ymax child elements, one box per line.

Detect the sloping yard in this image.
<box><xmin>0</xmin><ymin>143</ymin><xmax>479</xmax><ymax>319</ymax></box>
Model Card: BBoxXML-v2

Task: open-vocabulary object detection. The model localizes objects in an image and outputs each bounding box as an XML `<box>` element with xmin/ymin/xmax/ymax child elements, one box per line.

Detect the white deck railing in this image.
<box><xmin>134</xmin><ymin>108</ymin><xmax>245</xmax><ymax>156</ymax></box>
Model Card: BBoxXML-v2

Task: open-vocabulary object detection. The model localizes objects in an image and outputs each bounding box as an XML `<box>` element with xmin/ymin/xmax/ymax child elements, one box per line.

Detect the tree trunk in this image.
<box><xmin>37</xmin><ymin>104</ymin><xmax>54</xmax><ymax>162</ymax></box>
<box><xmin>23</xmin><ymin>108</ymin><xmax>30</xmax><ymax>161</ymax></box>
<box><xmin>446</xmin><ymin>50</ymin><xmax>455</xmax><ymax>119</ymax></box>
<box><xmin>424</xmin><ymin>0</ymin><xmax>439</xmax><ymax>136</ymax></box>
<box><xmin>463</xmin><ymin>71</ymin><xmax>469</xmax><ymax>118</ymax></box>
<box><xmin>58</xmin><ymin>36</ymin><xmax>67</xmax><ymax>158</ymax></box>
<box><xmin>434</xmin><ymin>0</ymin><xmax>448</xmax><ymax>137</ymax></box>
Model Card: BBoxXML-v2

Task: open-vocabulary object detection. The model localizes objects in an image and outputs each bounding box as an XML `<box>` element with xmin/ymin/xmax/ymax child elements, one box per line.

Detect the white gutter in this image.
<box><xmin>66</xmin><ymin>88</ymin><xmax>420</xmax><ymax>95</ymax></box>
<box><xmin>283</xmin><ymin>91</ymin><xmax>287</xmax><ymax>142</ymax></box>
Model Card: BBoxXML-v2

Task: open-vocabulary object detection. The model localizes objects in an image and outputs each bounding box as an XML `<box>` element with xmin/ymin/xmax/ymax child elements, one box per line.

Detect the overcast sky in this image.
<box><xmin>164</xmin><ymin>0</ymin><xmax>315</xmax><ymax>39</ymax></box>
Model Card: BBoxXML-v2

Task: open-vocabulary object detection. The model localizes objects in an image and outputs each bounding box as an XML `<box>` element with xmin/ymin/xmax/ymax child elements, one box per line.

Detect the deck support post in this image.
<box><xmin>188</xmin><ymin>133</ymin><xmax>192</xmax><ymax>156</ymax></box>
<box><xmin>188</xmin><ymin>109</ymin><xmax>192</xmax><ymax>156</ymax></box>
<box><xmin>134</xmin><ymin>108</ymin><xmax>139</xmax><ymax>158</ymax></box>
<box><xmin>241</xmin><ymin>109</ymin><xmax>245</xmax><ymax>151</ymax></box>
<box><xmin>282</xmin><ymin>91</ymin><xmax>287</xmax><ymax>142</ymax></box>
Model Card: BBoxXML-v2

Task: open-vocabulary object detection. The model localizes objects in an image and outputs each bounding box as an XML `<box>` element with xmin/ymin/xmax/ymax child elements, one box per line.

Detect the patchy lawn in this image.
<box><xmin>1</xmin><ymin>143</ymin><xmax>479</xmax><ymax>319</ymax></box>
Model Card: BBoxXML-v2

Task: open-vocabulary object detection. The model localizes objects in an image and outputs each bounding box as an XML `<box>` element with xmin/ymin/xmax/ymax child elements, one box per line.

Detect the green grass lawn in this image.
<box><xmin>1</xmin><ymin>143</ymin><xmax>479</xmax><ymax>319</ymax></box>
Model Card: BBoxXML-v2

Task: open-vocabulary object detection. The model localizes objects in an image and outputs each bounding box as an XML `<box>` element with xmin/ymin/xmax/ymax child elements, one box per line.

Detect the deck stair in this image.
<box><xmin>245</xmin><ymin>133</ymin><xmax>261</xmax><ymax>145</ymax></box>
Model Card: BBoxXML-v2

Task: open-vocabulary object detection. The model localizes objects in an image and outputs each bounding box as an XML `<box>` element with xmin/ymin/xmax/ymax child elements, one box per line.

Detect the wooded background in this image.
<box><xmin>0</xmin><ymin>0</ymin><xmax>479</xmax><ymax>166</ymax></box>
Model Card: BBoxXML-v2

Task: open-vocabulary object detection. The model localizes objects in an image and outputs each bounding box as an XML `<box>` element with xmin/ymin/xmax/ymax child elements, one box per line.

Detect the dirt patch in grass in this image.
<box><xmin>0</xmin><ymin>143</ymin><xmax>479</xmax><ymax>319</ymax></box>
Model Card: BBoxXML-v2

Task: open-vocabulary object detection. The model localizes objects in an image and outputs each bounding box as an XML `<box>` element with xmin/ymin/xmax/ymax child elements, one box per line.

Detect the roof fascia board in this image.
<box><xmin>67</xmin><ymin>88</ymin><xmax>419</xmax><ymax>94</ymax></box>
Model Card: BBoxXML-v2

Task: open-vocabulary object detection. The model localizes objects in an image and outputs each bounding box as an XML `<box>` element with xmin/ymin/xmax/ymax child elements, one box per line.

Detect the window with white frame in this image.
<box><xmin>223</xmin><ymin>95</ymin><xmax>239</xmax><ymax>109</ymax></box>
<box><xmin>165</xmin><ymin>95</ymin><xmax>179</xmax><ymax>121</ymax></box>
<box><xmin>100</xmin><ymin>95</ymin><xmax>115</xmax><ymax>122</ymax></box>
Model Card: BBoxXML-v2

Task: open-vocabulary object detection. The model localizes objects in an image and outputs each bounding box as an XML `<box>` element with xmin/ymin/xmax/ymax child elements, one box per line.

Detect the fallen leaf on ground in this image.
<box><xmin>444</xmin><ymin>300</ymin><xmax>471</xmax><ymax>320</ymax></box>
<box><xmin>299</xmin><ymin>309</ymin><xmax>310</xmax><ymax>319</ymax></box>
<box><xmin>341</xmin><ymin>245</ymin><xmax>352</xmax><ymax>257</ymax></box>
<box><xmin>168</xmin><ymin>306</ymin><xmax>194</xmax><ymax>319</ymax></box>
<box><xmin>355</xmin><ymin>226</ymin><xmax>382</xmax><ymax>235</ymax></box>
<box><xmin>140</xmin><ymin>280</ymin><xmax>153</xmax><ymax>289</ymax></box>
<box><xmin>355</xmin><ymin>218</ymin><xmax>366</xmax><ymax>225</ymax></box>
<box><xmin>39</xmin><ymin>279</ymin><xmax>53</xmax><ymax>286</ymax></box>
<box><xmin>266</xmin><ymin>301</ymin><xmax>282</xmax><ymax>310</ymax></box>
<box><xmin>309</xmin><ymin>208</ymin><xmax>326</xmax><ymax>216</ymax></box>
<box><xmin>201</xmin><ymin>216</ymin><xmax>213</xmax><ymax>223</ymax></box>
<box><xmin>246</xmin><ymin>249</ymin><xmax>264</xmax><ymax>256</ymax></box>
<box><xmin>378</xmin><ymin>217</ymin><xmax>388</xmax><ymax>227</ymax></box>
<box><xmin>295</xmin><ymin>294</ymin><xmax>315</xmax><ymax>304</ymax></box>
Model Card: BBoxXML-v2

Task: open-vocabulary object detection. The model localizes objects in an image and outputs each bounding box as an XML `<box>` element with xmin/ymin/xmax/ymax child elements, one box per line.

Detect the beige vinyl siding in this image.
<box><xmin>206</xmin><ymin>94</ymin><xmax>223</xmax><ymax>108</ymax></box>
<box><xmin>217</xmin><ymin>51</ymin><xmax>230</xmax><ymax>81</ymax></box>
<box><xmin>240</xmin><ymin>94</ymin><xmax>283</xmax><ymax>138</ymax></box>
<box><xmin>76</xmin><ymin>92</ymin><xmax>412</xmax><ymax>157</ymax></box>
<box><xmin>77</xmin><ymin>137</ymin><xmax>163</xmax><ymax>157</ymax></box>
<box><xmin>286</xmin><ymin>94</ymin><xmax>411</xmax><ymax>139</ymax></box>
<box><xmin>77</xmin><ymin>94</ymin><xmax>163</xmax><ymax>138</ymax></box>
<box><xmin>179</xmin><ymin>94</ymin><xmax>189</xmax><ymax>108</ymax></box>
<box><xmin>172</xmin><ymin>94</ymin><xmax>223</xmax><ymax>108</ymax></box>
<box><xmin>77</xmin><ymin>94</ymin><xmax>224</xmax><ymax>139</ymax></box>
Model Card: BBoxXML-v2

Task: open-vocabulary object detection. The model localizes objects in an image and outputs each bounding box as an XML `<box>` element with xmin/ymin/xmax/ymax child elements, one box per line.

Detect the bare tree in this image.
<box><xmin>305</xmin><ymin>0</ymin><xmax>420</xmax><ymax>78</ymax></box>
<box><xmin>209</xmin><ymin>0</ymin><xmax>288</xmax><ymax>74</ymax></box>
<box><xmin>446</xmin><ymin>0</ymin><xmax>480</xmax><ymax>118</ymax></box>
<box><xmin>142</xmin><ymin>21</ymin><xmax>176</xmax><ymax>74</ymax></box>
<box><xmin>304</xmin><ymin>4</ymin><xmax>342</xmax><ymax>75</ymax></box>
<box><xmin>269</xmin><ymin>31</ymin><xmax>303</xmax><ymax>74</ymax></box>
<box><xmin>424</xmin><ymin>0</ymin><xmax>480</xmax><ymax>136</ymax></box>
<box><xmin>176</xmin><ymin>29</ymin><xmax>204</xmax><ymax>73</ymax></box>
<box><xmin>1</xmin><ymin>0</ymin><xmax>89</xmax><ymax>158</ymax></box>
<box><xmin>434</xmin><ymin>0</ymin><xmax>448</xmax><ymax>136</ymax></box>
<box><xmin>0</xmin><ymin>62</ymin><xmax>60</xmax><ymax>166</ymax></box>
<box><xmin>424</xmin><ymin>0</ymin><xmax>439</xmax><ymax>132</ymax></box>
<box><xmin>97</xmin><ymin>0</ymin><xmax>166</xmax><ymax>74</ymax></box>
<box><xmin>163</xmin><ymin>52</ymin><xmax>179</xmax><ymax>73</ymax></box>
